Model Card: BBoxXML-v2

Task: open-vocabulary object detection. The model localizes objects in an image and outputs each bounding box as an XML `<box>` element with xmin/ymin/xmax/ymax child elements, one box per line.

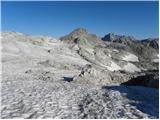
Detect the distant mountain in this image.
<box><xmin>102</xmin><ymin>33</ymin><xmax>135</xmax><ymax>44</ymax></box>
<box><xmin>141</xmin><ymin>38</ymin><xmax>159</xmax><ymax>49</ymax></box>
<box><xmin>102</xmin><ymin>32</ymin><xmax>159</xmax><ymax>49</ymax></box>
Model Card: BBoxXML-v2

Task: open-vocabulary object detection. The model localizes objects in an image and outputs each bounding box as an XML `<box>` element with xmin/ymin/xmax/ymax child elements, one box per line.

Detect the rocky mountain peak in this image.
<box><xmin>102</xmin><ymin>33</ymin><xmax>119</xmax><ymax>42</ymax></box>
<box><xmin>102</xmin><ymin>33</ymin><xmax>136</xmax><ymax>45</ymax></box>
<box><xmin>141</xmin><ymin>38</ymin><xmax>159</xmax><ymax>49</ymax></box>
<box><xmin>60</xmin><ymin>28</ymin><xmax>88</xmax><ymax>42</ymax></box>
<box><xmin>70</xmin><ymin>28</ymin><xmax>88</xmax><ymax>36</ymax></box>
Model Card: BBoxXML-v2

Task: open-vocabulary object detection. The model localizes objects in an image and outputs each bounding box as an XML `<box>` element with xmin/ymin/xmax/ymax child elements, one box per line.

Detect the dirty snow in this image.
<box><xmin>106</xmin><ymin>61</ymin><xmax>121</xmax><ymax>71</ymax></box>
<box><xmin>153</xmin><ymin>59</ymin><xmax>159</xmax><ymax>63</ymax></box>
<box><xmin>122</xmin><ymin>52</ymin><xmax>139</xmax><ymax>62</ymax></box>
<box><xmin>123</xmin><ymin>63</ymin><xmax>141</xmax><ymax>73</ymax></box>
<box><xmin>153</xmin><ymin>54</ymin><xmax>159</xmax><ymax>63</ymax></box>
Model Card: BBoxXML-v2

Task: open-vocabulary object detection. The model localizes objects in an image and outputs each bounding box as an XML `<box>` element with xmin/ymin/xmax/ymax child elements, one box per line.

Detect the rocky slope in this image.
<box><xmin>1</xmin><ymin>29</ymin><xmax>159</xmax><ymax>118</ymax></box>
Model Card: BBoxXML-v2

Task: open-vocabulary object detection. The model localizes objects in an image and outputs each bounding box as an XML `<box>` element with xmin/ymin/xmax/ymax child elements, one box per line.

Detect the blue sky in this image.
<box><xmin>1</xmin><ymin>1</ymin><xmax>159</xmax><ymax>39</ymax></box>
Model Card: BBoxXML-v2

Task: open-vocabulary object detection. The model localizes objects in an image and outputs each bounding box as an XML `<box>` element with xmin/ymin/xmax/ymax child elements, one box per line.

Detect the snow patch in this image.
<box><xmin>153</xmin><ymin>54</ymin><xmax>159</xmax><ymax>63</ymax></box>
<box><xmin>113</xmin><ymin>49</ymin><xmax>119</xmax><ymax>53</ymax></box>
<box><xmin>123</xmin><ymin>63</ymin><xmax>141</xmax><ymax>73</ymax></box>
<box><xmin>85</xmin><ymin>48</ymin><xmax>94</xmax><ymax>54</ymax></box>
<box><xmin>108</xmin><ymin>53</ymin><xmax>111</xmax><ymax>57</ymax></box>
<box><xmin>122</xmin><ymin>52</ymin><xmax>139</xmax><ymax>62</ymax></box>
<box><xmin>106</xmin><ymin>61</ymin><xmax>121</xmax><ymax>71</ymax></box>
<box><xmin>153</xmin><ymin>59</ymin><xmax>159</xmax><ymax>63</ymax></box>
